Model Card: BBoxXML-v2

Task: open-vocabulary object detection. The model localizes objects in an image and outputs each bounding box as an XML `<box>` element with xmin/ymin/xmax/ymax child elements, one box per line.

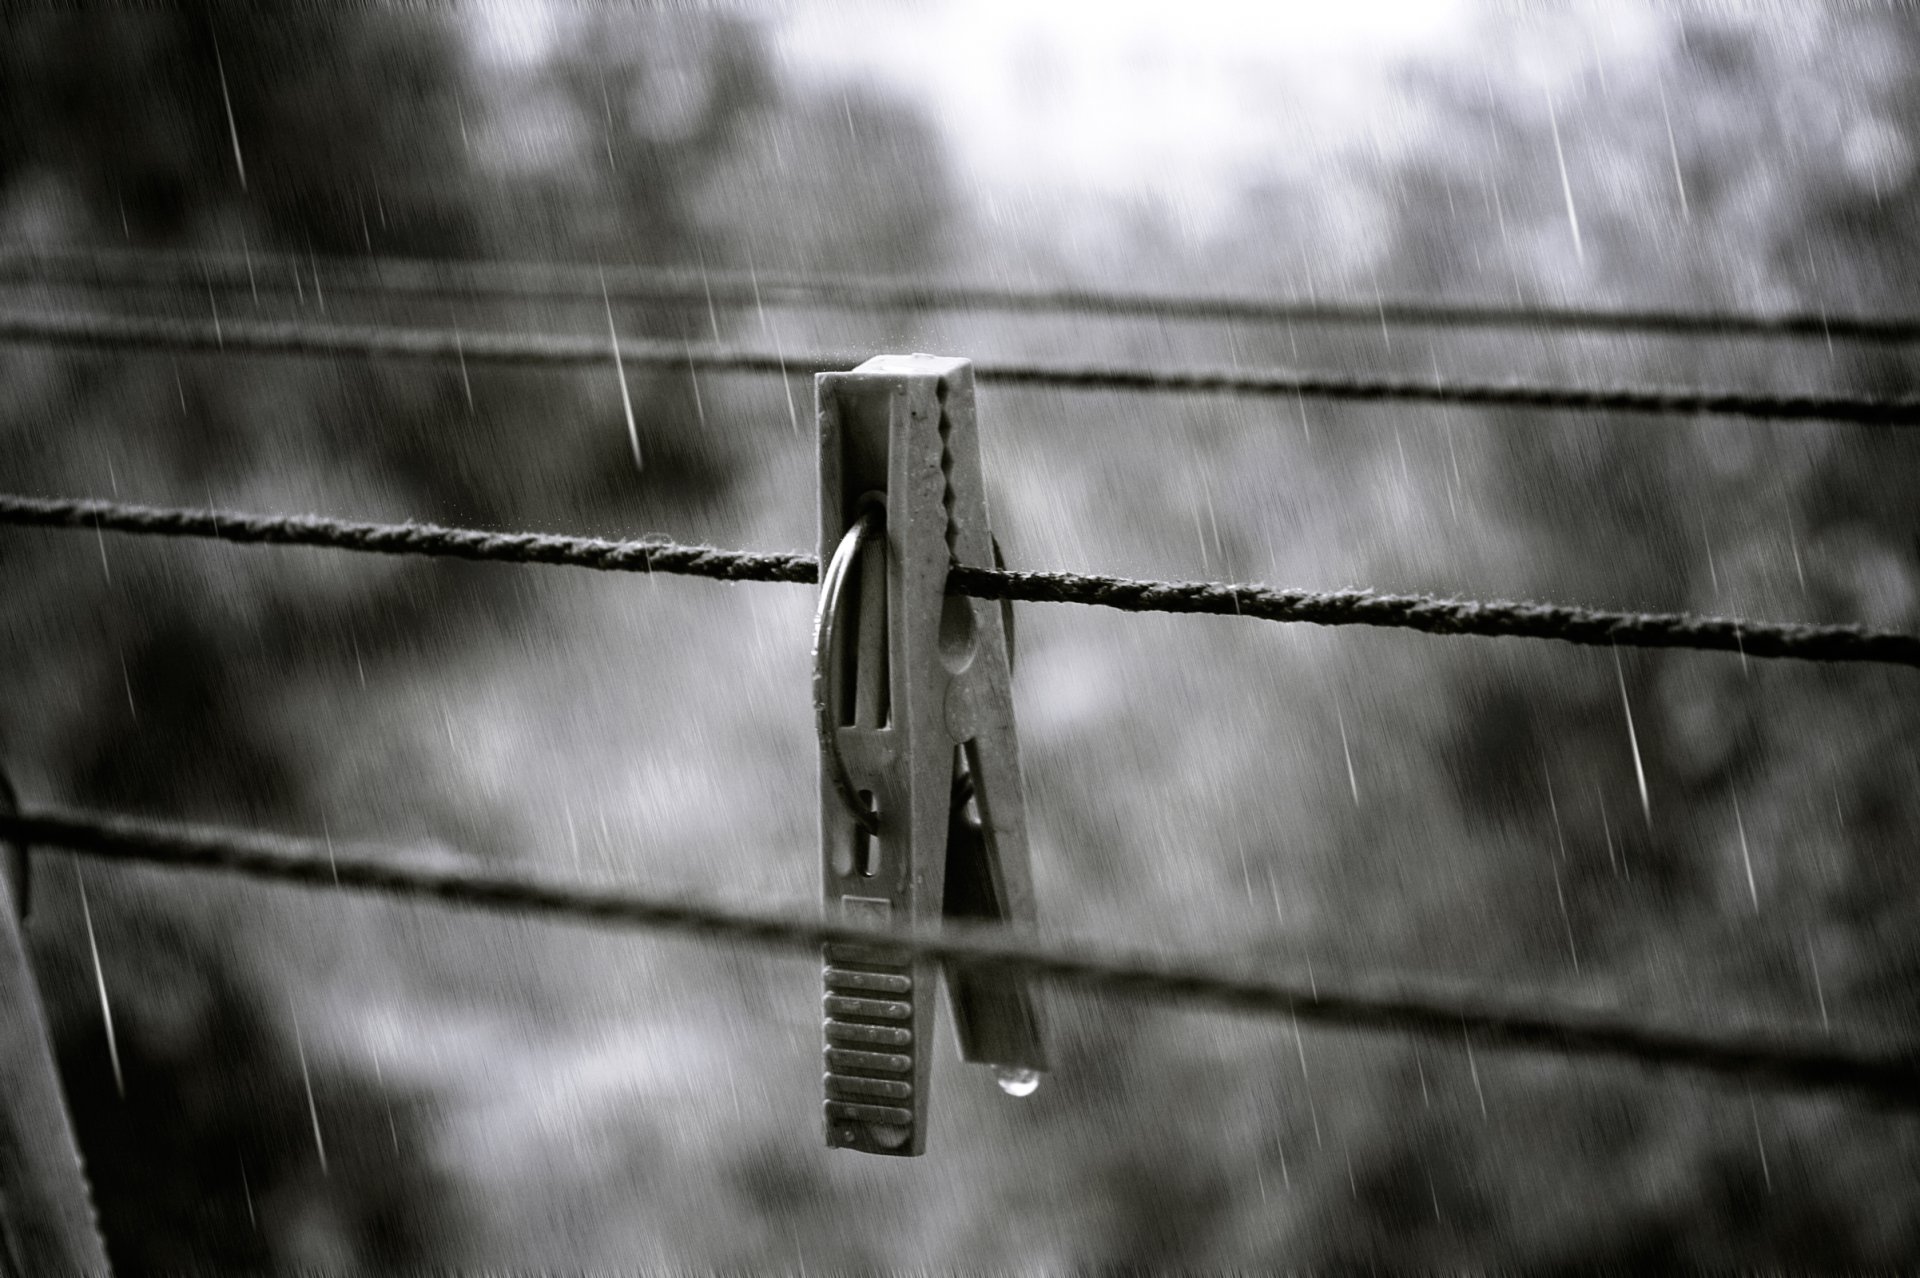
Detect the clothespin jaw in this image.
<box><xmin>815</xmin><ymin>355</ymin><xmax>1047</xmax><ymax>1157</ymax></box>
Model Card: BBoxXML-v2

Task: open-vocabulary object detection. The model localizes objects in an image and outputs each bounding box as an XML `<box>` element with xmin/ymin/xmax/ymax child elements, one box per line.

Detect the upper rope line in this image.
<box><xmin>5</xmin><ymin>492</ymin><xmax>1916</xmax><ymax>668</ymax></box>
<box><xmin>2</xmin><ymin>804</ymin><xmax>1912</xmax><ymax>1107</ymax></box>
<box><xmin>3</xmin><ymin>310</ymin><xmax>1919</xmax><ymax>426</ymax></box>
<box><xmin>6</xmin><ymin>243</ymin><xmax>1919</xmax><ymax>344</ymax></box>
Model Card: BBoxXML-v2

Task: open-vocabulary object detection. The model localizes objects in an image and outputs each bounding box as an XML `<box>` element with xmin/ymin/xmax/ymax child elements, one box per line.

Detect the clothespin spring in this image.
<box><xmin>813</xmin><ymin>501</ymin><xmax>883</xmax><ymax>837</ymax></box>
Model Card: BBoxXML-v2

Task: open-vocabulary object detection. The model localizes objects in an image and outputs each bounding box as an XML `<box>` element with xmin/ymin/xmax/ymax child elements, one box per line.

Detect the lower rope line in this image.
<box><xmin>1</xmin><ymin>806</ymin><xmax>1913</xmax><ymax>1106</ymax></box>
<box><xmin>4</xmin><ymin>310</ymin><xmax>1920</xmax><ymax>425</ymax></box>
<box><xmin>4</xmin><ymin>492</ymin><xmax>1916</xmax><ymax>668</ymax></box>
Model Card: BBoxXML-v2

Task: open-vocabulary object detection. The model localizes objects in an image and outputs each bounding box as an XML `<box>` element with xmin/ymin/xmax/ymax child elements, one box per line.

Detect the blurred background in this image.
<box><xmin>3</xmin><ymin>2</ymin><xmax>1919</xmax><ymax>1267</ymax></box>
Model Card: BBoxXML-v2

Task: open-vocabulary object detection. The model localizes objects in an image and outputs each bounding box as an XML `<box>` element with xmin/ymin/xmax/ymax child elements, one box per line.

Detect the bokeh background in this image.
<box><xmin>4</xmin><ymin>3</ymin><xmax>1919</xmax><ymax>1267</ymax></box>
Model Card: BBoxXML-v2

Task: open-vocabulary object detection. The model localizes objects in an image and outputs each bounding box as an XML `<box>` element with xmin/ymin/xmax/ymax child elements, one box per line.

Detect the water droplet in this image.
<box><xmin>993</xmin><ymin>1065</ymin><xmax>1041</xmax><ymax>1098</ymax></box>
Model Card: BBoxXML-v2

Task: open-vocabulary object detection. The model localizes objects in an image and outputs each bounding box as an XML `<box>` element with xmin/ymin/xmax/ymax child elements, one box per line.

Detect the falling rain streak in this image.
<box><xmin>239</xmin><ymin>1156</ymin><xmax>256</xmax><ymax>1229</ymax></box>
<box><xmin>1551</xmin><ymin>862</ymin><xmax>1580</xmax><ymax>972</ymax></box>
<box><xmin>1749</xmin><ymin>1091</ymin><xmax>1772</xmax><ymax>1193</ymax></box>
<box><xmin>1598</xmin><ymin>791</ymin><xmax>1619</xmax><ymax>877</ymax></box>
<box><xmin>1613</xmin><ymin>648</ymin><xmax>1651</xmax><ymax>828</ymax></box>
<box><xmin>371</xmin><ymin>1048</ymin><xmax>401</xmax><ymax>1154</ymax></box>
<box><xmin>211</xmin><ymin>30</ymin><xmax>247</xmax><ymax>191</ymax></box>
<box><xmin>240</xmin><ymin>232</ymin><xmax>258</xmax><ymax>305</ymax></box>
<box><xmin>1732</xmin><ymin>797</ymin><xmax>1759</xmax><ymax>912</ymax></box>
<box><xmin>454</xmin><ymin>326</ymin><xmax>475</xmax><ymax>414</ymax></box>
<box><xmin>119</xmin><ymin>652</ymin><xmax>137</xmax><ymax>722</ymax></box>
<box><xmin>1544</xmin><ymin>767</ymin><xmax>1569</xmax><ymax>861</ymax></box>
<box><xmin>1334</xmin><ymin>702</ymin><xmax>1360</xmax><ymax>807</ymax></box>
<box><xmin>1463</xmin><ymin>1026</ymin><xmax>1488</xmax><ymax>1120</ymax></box>
<box><xmin>290</xmin><ymin>1001</ymin><xmax>328</xmax><ymax>1175</ymax></box>
<box><xmin>1545</xmin><ymin>90</ymin><xmax>1583</xmax><ymax>263</ymax></box>
<box><xmin>602</xmin><ymin>271</ymin><xmax>642</xmax><ymax>472</ymax></box>
<box><xmin>1659</xmin><ymin>83</ymin><xmax>1689</xmax><ymax>220</ymax></box>
<box><xmin>1290</xmin><ymin>1014</ymin><xmax>1322</xmax><ymax>1149</ymax></box>
<box><xmin>1805</xmin><ymin>934</ymin><xmax>1829</xmax><ymax>1032</ymax></box>
<box><xmin>74</xmin><ymin>859</ymin><xmax>124</xmax><ymax>1098</ymax></box>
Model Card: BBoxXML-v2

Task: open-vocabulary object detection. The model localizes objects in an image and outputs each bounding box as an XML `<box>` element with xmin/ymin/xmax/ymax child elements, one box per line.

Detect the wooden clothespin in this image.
<box><xmin>813</xmin><ymin>355</ymin><xmax>1047</xmax><ymax>1156</ymax></box>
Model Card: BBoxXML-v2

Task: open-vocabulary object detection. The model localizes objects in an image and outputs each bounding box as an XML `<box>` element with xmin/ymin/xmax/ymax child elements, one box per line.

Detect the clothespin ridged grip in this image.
<box><xmin>815</xmin><ymin>356</ymin><xmax>1047</xmax><ymax>1156</ymax></box>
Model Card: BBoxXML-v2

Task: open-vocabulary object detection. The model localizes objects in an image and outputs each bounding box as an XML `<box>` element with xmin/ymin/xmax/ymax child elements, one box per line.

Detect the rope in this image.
<box><xmin>5</xmin><ymin>310</ymin><xmax>1920</xmax><ymax>426</ymax></box>
<box><xmin>0</xmin><ymin>493</ymin><xmax>813</xmax><ymax>584</ymax></box>
<box><xmin>8</xmin><ymin>244</ymin><xmax>1920</xmax><ymax>344</ymax></box>
<box><xmin>6</xmin><ymin>493</ymin><xmax>1917</xmax><ymax>668</ymax></box>
<box><xmin>2</xmin><ymin>806</ymin><xmax>1912</xmax><ymax>1106</ymax></box>
<box><xmin>944</xmin><ymin>564</ymin><xmax>1920</xmax><ymax>668</ymax></box>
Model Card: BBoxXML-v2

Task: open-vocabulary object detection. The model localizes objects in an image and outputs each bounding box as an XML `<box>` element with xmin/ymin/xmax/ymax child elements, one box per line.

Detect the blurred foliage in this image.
<box><xmin>0</xmin><ymin>8</ymin><xmax>954</xmax><ymax>1268</ymax></box>
<box><xmin>2</xmin><ymin>5</ymin><xmax>1918</xmax><ymax>1269</ymax></box>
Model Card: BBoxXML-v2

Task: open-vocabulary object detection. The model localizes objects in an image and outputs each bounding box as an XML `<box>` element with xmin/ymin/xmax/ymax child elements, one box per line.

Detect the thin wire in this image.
<box><xmin>0</xmin><ymin>806</ymin><xmax>1911</xmax><ymax>1107</ymax></box>
<box><xmin>4</xmin><ymin>310</ymin><xmax>1919</xmax><ymax>426</ymax></box>
<box><xmin>7</xmin><ymin>244</ymin><xmax>1920</xmax><ymax>344</ymax></box>
<box><xmin>5</xmin><ymin>492</ymin><xmax>1916</xmax><ymax>668</ymax></box>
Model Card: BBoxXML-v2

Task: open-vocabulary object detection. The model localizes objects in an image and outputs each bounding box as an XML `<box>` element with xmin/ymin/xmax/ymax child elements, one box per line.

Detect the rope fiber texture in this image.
<box><xmin>9</xmin><ymin>244</ymin><xmax>1920</xmax><ymax>343</ymax></box>
<box><xmin>0</xmin><ymin>492</ymin><xmax>814</xmax><ymax>584</ymax></box>
<box><xmin>2</xmin><ymin>806</ymin><xmax>1914</xmax><ymax>1107</ymax></box>
<box><xmin>6</xmin><ymin>492</ymin><xmax>1918</xmax><ymax>668</ymax></box>
<box><xmin>6</xmin><ymin>310</ymin><xmax>1920</xmax><ymax>426</ymax></box>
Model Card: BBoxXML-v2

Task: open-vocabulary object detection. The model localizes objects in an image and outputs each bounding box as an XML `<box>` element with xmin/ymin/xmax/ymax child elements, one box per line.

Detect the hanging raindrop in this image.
<box><xmin>993</xmin><ymin>1065</ymin><xmax>1042</xmax><ymax>1098</ymax></box>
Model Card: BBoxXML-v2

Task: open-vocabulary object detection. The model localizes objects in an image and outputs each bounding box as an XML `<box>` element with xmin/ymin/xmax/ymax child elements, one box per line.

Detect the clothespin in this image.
<box><xmin>814</xmin><ymin>355</ymin><xmax>1047</xmax><ymax>1156</ymax></box>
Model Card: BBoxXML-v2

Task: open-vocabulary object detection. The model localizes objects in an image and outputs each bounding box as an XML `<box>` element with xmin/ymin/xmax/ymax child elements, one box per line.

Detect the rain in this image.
<box><xmin>0</xmin><ymin>4</ymin><xmax>1916</xmax><ymax>1270</ymax></box>
<box><xmin>1546</xmin><ymin>89</ymin><xmax>1584</xmax><ymax>262</ymax></box>
<box><xmin>1614</xmin><ymin>647</ymin><xmax>1652</xmax><ymax>828</ymax></box>
<box><xmin>601</xmin><ymin>271</ymin><xmax>642</xmax><ymax>472</ymax></box>
<box><xmin>211</xmin><ymin>30</ymin><xmax>247</xmax><ymax>192</ymax></box>
<box><xmin>289</xmin><ymin>1001</ymin><xmax>328</xmax><ymax>1176</ymax></box>
<box><xmin>73</xmin><ymin>860</ymin><xmax>124</xmax><ymax>1099</ymax></box>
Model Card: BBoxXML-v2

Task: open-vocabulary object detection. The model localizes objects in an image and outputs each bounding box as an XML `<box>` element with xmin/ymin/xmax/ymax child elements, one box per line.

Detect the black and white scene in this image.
<box><xmin>2</xmin><ymin>3</ymin><xmax>1918</xmax><ymax>1270</ymax></box>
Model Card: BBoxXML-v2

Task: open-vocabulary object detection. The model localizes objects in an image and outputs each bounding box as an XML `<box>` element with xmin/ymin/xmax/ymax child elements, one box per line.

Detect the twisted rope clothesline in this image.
<box><xmin>0</xmin><ymin>493</ymin><xmax>814</xmax><ymax>583</ymax></box>
<box><xmin>2</xmin><ymin>806</ymin><xmax>1911</xmax><ymax>1106</ymax></box>
<box><xmin>5</xmin><ymin>493</ymin><xmax>1917</xmax><ymax>668</ymax></box>
<box><xmin>4</xmin><ymin>311</ymin><xmax>1919</xmax><ymax>426</ymax></box>
<box><xmin>6</xmin><ymin>244</ymin><xmax>1919</xmax><ymax>343</ymax></box>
